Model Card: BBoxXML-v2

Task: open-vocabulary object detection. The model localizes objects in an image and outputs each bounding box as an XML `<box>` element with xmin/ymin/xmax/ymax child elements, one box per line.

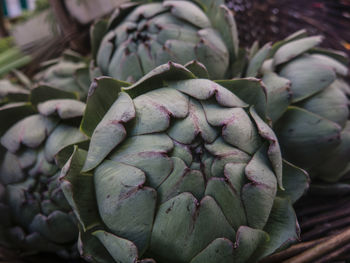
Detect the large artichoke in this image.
<box><xmin>245</xmin><ymin>30</ymin><xmax>350</xmax><ymax>185</ymax></box>
<box><xmin>61</xmin><ymin>62</ymin><xmax>308</xmax><ymax>263</ymax></box>
<box><xmin>0</xmin><ymin>80</ymin><xmax>88</xmax><ymax>257</ymax></box>
<box><xmin>92</xmin><ymin>0</ymin><xmax>240</xmax><ymax>82</ymax></box>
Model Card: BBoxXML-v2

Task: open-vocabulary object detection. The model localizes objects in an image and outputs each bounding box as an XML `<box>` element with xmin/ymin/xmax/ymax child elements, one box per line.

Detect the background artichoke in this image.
<box><xmin>61</xmin><ymin>62</ymin><xmax>308</xmax><ymax>263</ymax></box>
<box><xmin>0</xmin><ymin>73</ymin><xmax>88</xmax><ymax>257</ymax></box>
<box><xmin>33</xmin><ymin>50</ymin><xmax>90</xmax><ymax>100</ymax></box>
<box><xmin>246</xmin><ymin>31</ymin><xmax>350</xmax><ymax>184</ymax></box>
<box><xmin>92</xmin><ymin>0</ymin><xmax>240</xmax><ymax>82</ymax></box>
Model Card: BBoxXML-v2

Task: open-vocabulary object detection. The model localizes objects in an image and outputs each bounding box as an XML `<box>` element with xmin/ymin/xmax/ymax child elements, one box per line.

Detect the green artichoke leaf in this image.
<box><xmin>83</xmin><ymin>92</ymin><xmax>135</xmax><ymax>171</ymax></box>
<box><xmin>56</xmin><ymin>140</ymin><xmax>90</xmax><ymax>168</ymax></box>
<box><xmin>169</xmin><ymin>79</ymin><xmax>247</xmax><ymax>108</ymax></box>
<box><xmin>206</xmin><ymin>137</ymin><xmax>250</xmax><ymax>178</ymax></box>
<box><xmin>150</xmin><ymin>193</ymin><xmax>236</xmax><ymax>263</ymax></box>
<box><xmin>62</xmin><ymin>49</ymin><xmax>86</xmax><ymax>62</ymax></box>
<box><xmin>1</xmin><ymin>115</ymin><xmax>58</xmax><ymax>153</ymax></box>
<box><xmin>190</xmin><ymin>238</ymin><xmax>237</xmax><ymax>263</ymax></box>
<box><xmin>242</xmin><ymin>144</ymin><xmax>277</xmax><ymax>229</ymax></box>
<box><xmin>168</xmin><ymin>98</ymin><xmax>219</xmax><ymax>144</ymax></box>
<box><xmin>6</xmin><ymin>179</ymin><xmax>41</xmax><ymax>227</ymax></box>
<box><xmin>12</xmin><ymin>69</ymin><xmax>33</xmax><ymax>89</ymax></box>
<box><xmin>60</xmin><ymin>147</ymin><xmax>101</xmax><ymax>232</ymax></box>
<box><xmin>80</xmin><ymin>77</ymin><xmax>129</xmax><ymax>137</ymax></box>
<box><xmin>93</xmin><ymin>230</ymin><xmax>140</xmax><ymax>263</ymax></box>
<box><xmin>275</xmin><ymin>106</ymin><xmax>342</xmax><ymax>169</ymax></box>
<box><xmin>89</xmin><ymin>60</ymin><xmax>103</xmax><ymax>82</ymax></box>
<box><xmin>30</xmin><ymin>85</ymin><xmax>78</xmax><ymax>105</ymax></box>
<box><xmin>184</xmin><ymin>60</ymin><xmax>209</xmax><ymax>78</ymax></box>
<box><xmin>310</xmin><ymin>54</ymin><xmax>348</xmax><ymax>76</ymax></box>
<box><xmin>273</xmin><ymin>35</ymin><xmax>323</xmax><ymax>66</ymax></box>
<box><xmin>130</xmin><ymin>88</ymin><xmax>189</xmax><ymax>136</ymax></box>
<box><xmin>232</xmin><ymin>227</ymin><xmax>269</xmax><ymax>263</ymax></box>
<box><xmin>78</xmin><ymin>227</ymin><xmax>117</xmax><ymax>263</ymax></box>
<box><xmin>75</xmin><ymin>67</ymin><xmax>92</xmax><ymax>96</ymax></box>
<box><xmin>109</xmin><ymin>134</ymin><xmax>174</xmax><ymax>188</ymax></box>
<box><xmin>296</xmin><ymin>81</ymin><xmax>349</xmax><ymax>128</ymax></box>
<box><xmin>261</xmin><ymin>72</ymin><xmax>291</xmax><ymax>123</ymax></box>
<box><xmin>91</xmin><ymin>20</ymin><xmax>109</xmax><ymax>61</ymax></box>
<box><xmin>96</xmin><ymin>32</ymin><xmax>114</xmax><ymax>75</ymax></box>
<box><xmin>279</xmin><ymin>55</ymin><xmax>336</xmax><ymax>103</ymax></box>
<box><xmin>231</xmin><ymin>48</ymin><xmax>248</xmax><ymax>78</ymax></box>
<box><xmin>268</xmin><ymin>29</ymin><xmax>308</xmax><ymax>58</ymax></box>
<box><xmin>0</xmin><ymin>79</ymin><xmax>29</xmax><ymax>104</ymax></box>
<box><xmin>205</xmin><ymin>162</ymin><xmax>247</xmax><ymax>229</ymax></box>
<box><xmin>277</xmin><ymin>160</ymin><xmax>309</xmax><ymax>203</ymax></box>
<box><xmin>136</xmin><ymin>42</ymin><xmax>159</xmax><ymax>77</ymax></box>
<box><xmin>312</xmin><ymin>121</ymin><xmax>350</xmax><ymax>182</ymax></box>
<box><xmin>0</xmin><ymin>102</ymin><xmax>35</xmax><ymax>136</ymax></box>
<box><xmin>157</xmin><ymin>157</ymin><xmax>205</xmax><ymax>203</ymax></box>
<box><xmin>108</xmin><ymin>43</ymin><xmax>144</xmax><ymax>83</ymax></box>
<box><xmin>156</xmin><ymin>24</ymin><xmax>199</xmax><ymax>46</ymax></box>
<box><xmin>44</xmin><ymin>124</ymin><xmax>88</xmax><ymax>163</ymax></box>
<box><xmin>164</xmin><ymin>1</ymin><xmax>211</xmax><ymax>28</ymax></box>
<box><xmin>216</xmin><ymin>78</ymin><xmax>267</xmax><ymax>119</ymax></box>
<box><xmin>29</xmin><ymin>211</ymin><xmax>77</xmax><ymax>244</ymax></box>
<box><xmin>250</xmin><ymin>108</ymin><xmax>283</xmax><ymax>188</ymax></box>
<box><xmin>0</xmin><ymin>151</ymin><xmax>26</xmax><ymax>184</ymax></box>
<box><xmin>162</xmin><ymin>40</ymin><xmax>197</xmax><ymax>67</ymax></box>
<box><xmin>190</xmin><ymin>225</ymin><xmax>268</xmax><ymax>263</ymax></box>
<box><xmin>253</xmin><ymin>197</ymin><xmax>299</xmax><ymax>260</ymax></box>
<box><xmin>248</xmin><ymin>41</ymin><xmax>260</xmax><ymax>60</ymax></box>
<box><xmin>284</xmin><ymin>29</ymin><xmax>308</xmax><ymax>41</ymax></box>
<box><xmin>195</xmin><ymin>28</ymin><xmax>229</xmax><ymax>79</ymax></box>
<box><xmin>203</xmin><ymin>105</ymin><xmax>260</xmax><ymax>154</ymax></box>
<box><xmin>125</xmin><ymin>2</ymin><xmax>167</xmax><ymax>23</ymax></box>
<box><xmin>94</xmin><ymin>160</ymin><xmax>156</xmax><ymax>254</ymax></box>
<box><xmin>28</xmin><ymin>149</ymin><xmax>57</xmax><ymax>177</ymax></box>
<box><xmin>123</xmin><ymin>62</ymin><xmax>195</xmax><ymax>98</ymax></box>
<box><xmin>246</xmin><ymin>42</ymin><xmax>272</xmax><ymax>77</ymax></box>
<box><xmin>108</xmin><ymin>2</ymin><xmax>139</xmax><ymax>30</ymax></box>
<box><xmin>38</xmin><ymin>99</ymin><xmax>86</xmax><ymax>119</ymax></box>
<box><xmin>309</xmin><ymin>47</ymin><xmax>349</xmax><ymax>65</ymax></box>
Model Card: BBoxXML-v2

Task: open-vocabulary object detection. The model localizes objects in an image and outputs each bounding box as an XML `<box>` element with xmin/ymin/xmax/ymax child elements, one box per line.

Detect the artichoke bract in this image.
<box><xmin>0</xmin><ymin>82</ymin><xmax>88</xmax><ymax>257</ymax></box>
<box><xmin>246</xmin><ymin>30</ymin><xmax>350</xmax><ymax>183</ymax></box>
<box><xmin>92</xmin><ymin>0</ymin><xmax>240</xmax><ymax>82</ymax></box>
<box><xmin>61</xmin><ymin>62</ymin><xmax>308</xmax><ymax>263</ymax></box>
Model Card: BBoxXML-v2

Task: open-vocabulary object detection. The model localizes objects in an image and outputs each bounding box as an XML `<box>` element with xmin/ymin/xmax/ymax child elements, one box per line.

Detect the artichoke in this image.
<box><xmin>92</xmin><ymin>0</ymin><xmax>240</xmax><ymax>82</ymax></box>
<box><xmin>61</xmin><ymin>62</ymin><xmax>308</xmax><ymax>263</ymax></box>
<box><xmin>246</xmin><ymin>30</ymin><xmax>350</xmax><ymax>184</ymax></box>
<box><xmin>0</xmin><ymin>80</ymin><xmax>88</xmax><ymax>257</ymax></box>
